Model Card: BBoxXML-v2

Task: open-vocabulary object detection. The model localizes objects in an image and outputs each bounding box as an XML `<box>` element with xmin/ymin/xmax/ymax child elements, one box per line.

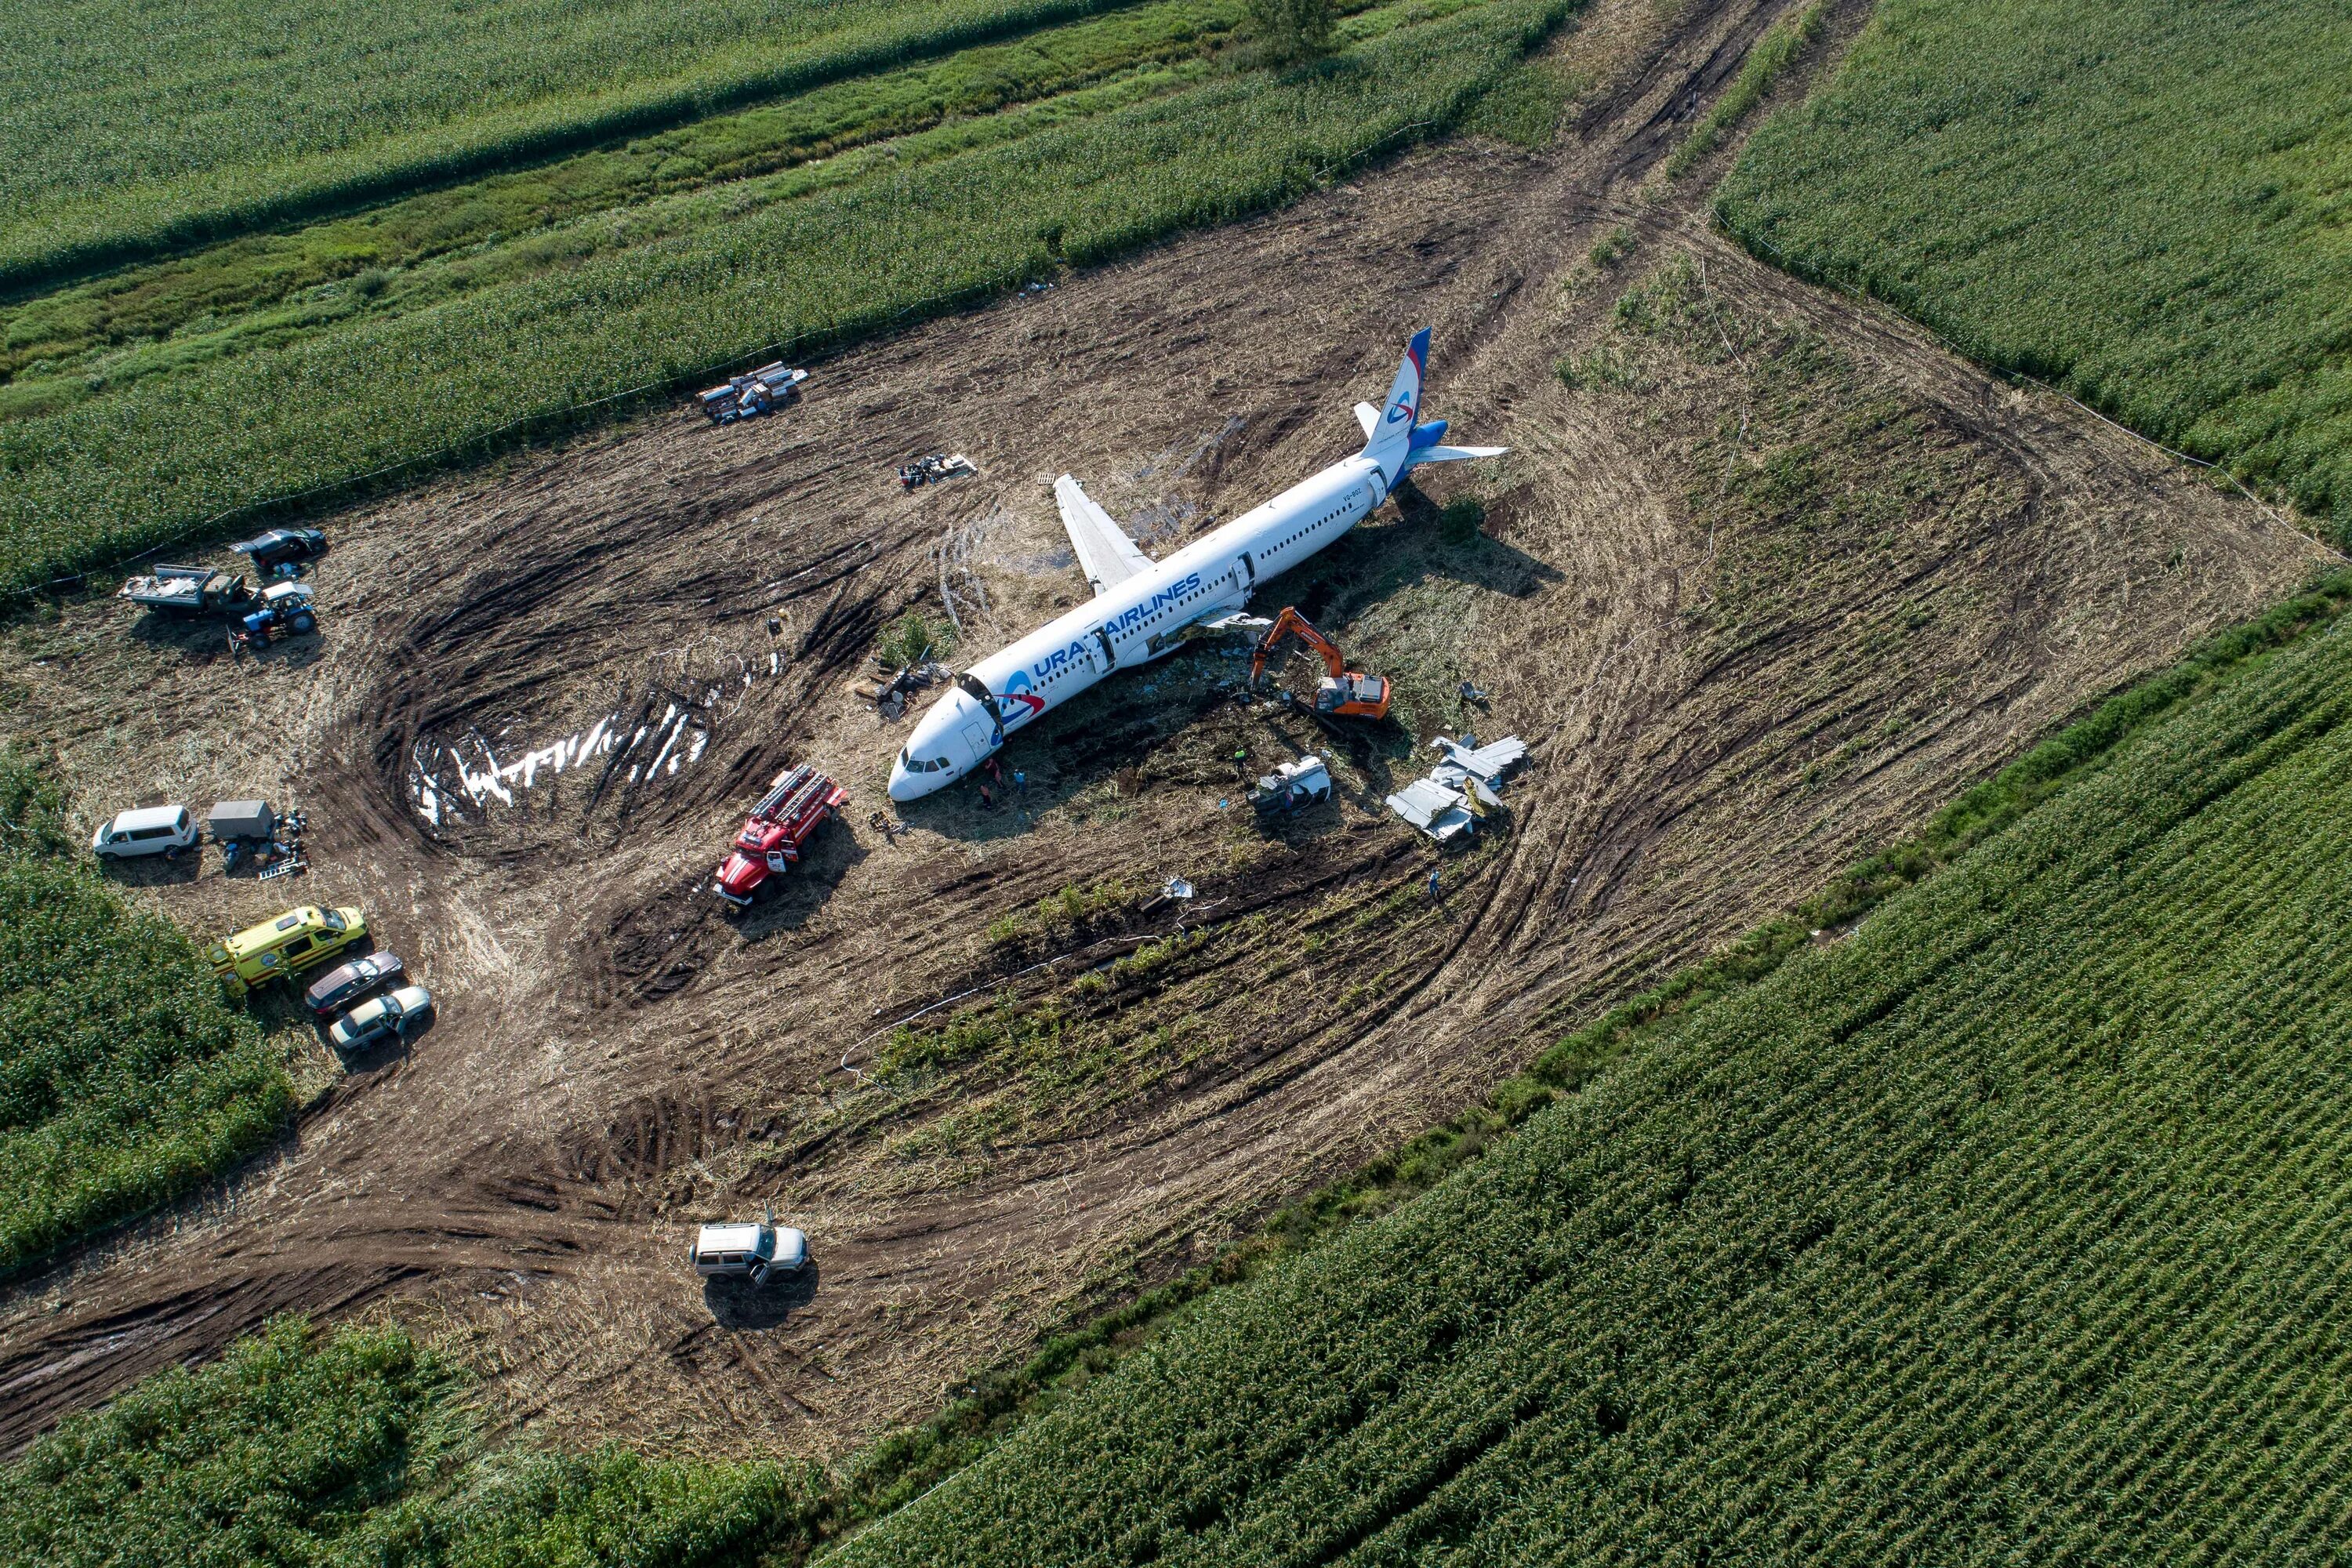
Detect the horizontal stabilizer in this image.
<box><xmin>1054</xmin><ymin>474</ymin><xmax>1154</xmax><ymax>597</ymax></box>
<box><xmin>1354</xmin><ymin>401</ymin><xmax>1380</xmax><ymax>439</ymax></box>
<box><xmin>1414</xmin><ymin>444</ymin><xmax>1508</xmax><ymax>464</ymax></box>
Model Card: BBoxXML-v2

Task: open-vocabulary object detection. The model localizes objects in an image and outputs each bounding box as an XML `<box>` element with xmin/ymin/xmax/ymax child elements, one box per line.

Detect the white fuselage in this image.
<box><xmin>888</xmin><ymin>455</ymin><xmax>1390</xmax><ymax>800</ymax></box>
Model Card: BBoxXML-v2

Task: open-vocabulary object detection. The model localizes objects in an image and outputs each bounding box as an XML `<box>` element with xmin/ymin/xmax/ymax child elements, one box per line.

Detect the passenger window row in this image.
<box><xmin>1274</xmin><ymin>505</ymin><xmax>1348</xmax><ymax>554</ymax></box>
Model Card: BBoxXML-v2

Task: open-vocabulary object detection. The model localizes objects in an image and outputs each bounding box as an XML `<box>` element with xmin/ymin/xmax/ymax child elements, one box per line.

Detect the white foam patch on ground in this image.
<box><xmin>405</xmin><ymin>649</ymin><xmax>789</xmax><ymax>826</ymax></box>
<box><xmin>410</xmin><ymin>717</ymin><xmax>681</xmax><ymax>822</ymax></box>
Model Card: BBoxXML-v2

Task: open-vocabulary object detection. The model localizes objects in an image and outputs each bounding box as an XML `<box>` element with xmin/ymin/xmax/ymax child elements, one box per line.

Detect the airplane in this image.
<box><xmin>887</xmin><ymin>329</ymin><xmax>1504</xmax><ymax>803</ymax></box>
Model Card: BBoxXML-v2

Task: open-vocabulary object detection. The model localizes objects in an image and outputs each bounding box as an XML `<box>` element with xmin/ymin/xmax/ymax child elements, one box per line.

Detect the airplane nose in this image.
<box><xmin>887</xmin><ymin>764</ymin><xmax>916</xmax><ymax>804</ymax></box>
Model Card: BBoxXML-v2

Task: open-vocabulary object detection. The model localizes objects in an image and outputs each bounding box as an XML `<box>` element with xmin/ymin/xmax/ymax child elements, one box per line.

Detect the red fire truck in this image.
<box><xmin>713</xmin><ymin>765</ymin><xmax>848</xmax><ymax>909</ymax></box>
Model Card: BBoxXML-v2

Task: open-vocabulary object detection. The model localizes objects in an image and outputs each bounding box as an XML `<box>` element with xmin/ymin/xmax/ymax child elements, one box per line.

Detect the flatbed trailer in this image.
<box><xmin>120</xmin><ymin>564</ymin><xmax>252</xmax><ymax>615</ymax></box>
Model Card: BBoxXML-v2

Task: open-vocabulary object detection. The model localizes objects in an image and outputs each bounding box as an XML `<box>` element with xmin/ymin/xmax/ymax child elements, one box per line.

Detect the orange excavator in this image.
<box><xmin>1248</xmin><ymin>607</ymin><xmax>1391</xmax><ymax>720</ymax></box>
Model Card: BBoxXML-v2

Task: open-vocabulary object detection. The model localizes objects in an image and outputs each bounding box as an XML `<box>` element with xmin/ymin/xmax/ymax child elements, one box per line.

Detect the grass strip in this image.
<box><xmin>1662</xmin><ymin>0</ymin><xmax>1824</xmax><ymax>179</ymax></box>
<box><xmin>0</xmin><ymin>0</ymin><xmax>1258</xmax><ymax>423</ymax></box>
<box><xmin>0</xmin><ymin>0</ymin><xmax>1156</xmax><ymax>294</ymax></box>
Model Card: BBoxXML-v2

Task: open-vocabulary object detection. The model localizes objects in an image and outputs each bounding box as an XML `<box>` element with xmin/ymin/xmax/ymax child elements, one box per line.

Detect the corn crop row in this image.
<box><xmin>0</xmin><ymin>0</ymin><xmax>1572</xmax><ymax>597</ymax></box>
<box><xmin>833</xmin><ymin>616</ymin><xmax>2352</xmax><ymax>1564</ymax></box>
<box><xmin>1716</xmin><ymin>0</ymin><xmax>2352</xmax><ymax>542</ymax></box>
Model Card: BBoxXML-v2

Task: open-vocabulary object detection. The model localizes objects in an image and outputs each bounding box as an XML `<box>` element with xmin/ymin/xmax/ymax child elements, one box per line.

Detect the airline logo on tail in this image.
<box><xmin>1363</xmin><ymin>328</ymin><xmax>1432</xmax><ymax>480</ymax></box>
<box><xmin>1356</xmin><ymin>328</ymin><xmax>1504</xmax><ymax>483</ymax></box>
<box><xmin>1387</xmin><ymin>332</ymin><xmax>1427</xmax><ymax>425</ymax></box>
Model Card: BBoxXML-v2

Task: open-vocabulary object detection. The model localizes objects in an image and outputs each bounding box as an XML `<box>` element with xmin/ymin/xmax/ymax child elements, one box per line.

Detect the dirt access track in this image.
<box><xmin>0</xmin><ymin>0</ymin><xmax>2328</xmax><ymax>1460</ymax></box>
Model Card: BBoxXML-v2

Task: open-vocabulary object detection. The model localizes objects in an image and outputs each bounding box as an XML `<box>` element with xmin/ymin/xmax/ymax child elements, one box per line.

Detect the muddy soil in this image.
<box><xmin>0</xmin><ymin>0</ymin><xmax>2328</xmax><ymax>1458</ymax></box>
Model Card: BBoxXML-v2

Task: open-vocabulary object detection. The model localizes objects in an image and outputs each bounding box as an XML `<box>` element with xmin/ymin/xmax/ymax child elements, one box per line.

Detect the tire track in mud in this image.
<box><xmin>0</xmin><ymin>0</ymin><xmax>2328</xmax><ymax>1458</ymax></box>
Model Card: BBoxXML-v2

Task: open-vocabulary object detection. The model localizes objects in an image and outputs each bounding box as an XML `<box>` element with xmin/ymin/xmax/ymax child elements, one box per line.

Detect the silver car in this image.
<box><xmin>328</xmin><ymin>983</ymin><xmax>433</xmax><ymax>1051</ymax></box>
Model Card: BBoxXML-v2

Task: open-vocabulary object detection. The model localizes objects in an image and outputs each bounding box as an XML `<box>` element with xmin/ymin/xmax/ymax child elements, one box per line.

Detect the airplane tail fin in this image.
<box><xmin>1359</xmin><ymin>328</ymin><xmax>1505</xmax><ymax>482</ymax></box>
<box><xmin>1361</xmin><ymin>328</ymin><xmax>1430</xmax><ymax>481</ymax></box>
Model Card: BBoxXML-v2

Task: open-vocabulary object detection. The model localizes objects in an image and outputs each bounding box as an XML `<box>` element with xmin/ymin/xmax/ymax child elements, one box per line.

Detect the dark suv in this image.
<box><xmin>230</xmin><ymin>528</ymin><xmax>327</xmax><ymax>572</ymax></box>
<box><xmin>303</xmin><ymin>951</ymin><xmax>405</xmax><ymax>1017</ymax></box>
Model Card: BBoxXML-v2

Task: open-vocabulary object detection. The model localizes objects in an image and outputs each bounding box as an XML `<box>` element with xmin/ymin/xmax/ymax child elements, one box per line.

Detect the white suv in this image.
<box><xmin>690</xmin><ymin>1221</ymin><xmax>810</xmax><ymax>1285</ymax></box>
<box><xmin>328</xmin><ymin>984</ymin><xmax>434</xmax><ymax>1052</ymax></box>
<box><xmin>92</xmin><ymin>804</ymin><xmax>198</xmax><ymax>860</ymax></box>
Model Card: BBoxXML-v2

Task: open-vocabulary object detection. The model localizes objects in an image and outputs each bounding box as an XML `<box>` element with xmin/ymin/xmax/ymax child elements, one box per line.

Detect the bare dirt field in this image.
<box><xmin>0</xmin><ymin>0</ymin><xmax>2329</xmax><ymax>1460</ymax></box>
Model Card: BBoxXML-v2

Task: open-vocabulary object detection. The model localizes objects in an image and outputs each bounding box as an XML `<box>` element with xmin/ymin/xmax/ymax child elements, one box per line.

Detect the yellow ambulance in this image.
<box><xmin>208</xmin><ymin>906</ymin><xmax>368</xmax><ymax>999</ymax></box>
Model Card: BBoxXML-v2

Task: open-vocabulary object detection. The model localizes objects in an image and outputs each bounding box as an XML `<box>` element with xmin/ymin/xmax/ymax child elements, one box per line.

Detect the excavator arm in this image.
<box><xmin>1248</xmin><ymin>606</ymin><xmax>1348</xmax><ymax>688</ymax></box>
<box><xmin>1248</xmin><ymin>607</ymin><xmax>1391</xmax><ymax>720</ymax></box>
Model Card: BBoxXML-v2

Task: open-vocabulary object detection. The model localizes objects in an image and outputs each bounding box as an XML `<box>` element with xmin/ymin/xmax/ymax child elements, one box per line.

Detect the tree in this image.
<box><xmin>1245</xmin><ymin>0</ymin><xmax>1334</xmax><ymax>65</ymax></box>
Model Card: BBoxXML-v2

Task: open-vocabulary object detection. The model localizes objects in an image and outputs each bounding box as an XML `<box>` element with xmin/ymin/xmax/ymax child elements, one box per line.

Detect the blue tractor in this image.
<box><xmin>231</xmin><ymin>583</ymin><xmax>320</xmax><ymax>652</ymax></box>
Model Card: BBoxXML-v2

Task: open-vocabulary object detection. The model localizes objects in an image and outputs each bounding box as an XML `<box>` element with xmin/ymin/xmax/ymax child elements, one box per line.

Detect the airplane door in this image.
<box><xmin>1093</xmin><ymin>626</ymin><xmax>1117</xmax><ymax>672</ymax></box>
<box><xmin>1237</xmin><ymin>550</ymin><xmax>1257</xmax><ymax>588</ymax></box>
<box><xmin>955</xmin><ymin>673</ymin><xmax>1004</xmax><ymax>749</ymax></box>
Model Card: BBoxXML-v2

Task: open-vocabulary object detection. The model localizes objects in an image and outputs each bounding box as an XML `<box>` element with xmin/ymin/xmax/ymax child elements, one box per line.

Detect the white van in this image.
<box><xmin>91</xmin><ymin>804</ymin><xmax>198</xmax><ymax>860</ymax></box>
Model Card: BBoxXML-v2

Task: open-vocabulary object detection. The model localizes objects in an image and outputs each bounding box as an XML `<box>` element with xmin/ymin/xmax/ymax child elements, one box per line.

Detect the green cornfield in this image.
<box><xmin>0</xmin><ymin>0</ymin><xmax>1254</xmax><ymax>424</ymax></box>
<box><xmin>829</xmin><ymin>591</ymin><xmax>2352</xmax><ymax>1563</ymax></box>
<box><xmin>0</xmin><ymin>752</ymin><xmax>289</xmax><ymax>1272</ymax></box>
<box><xmin>0</xmin><ymin>0</ymin><xmax>1572</xmax><ymax>597</ymax></box>
<box><xmin>0</xmin><ymin>1316</ymin><xmax>810</xmax><ymax>1568</ymax></box>
<box><xmin>1717</xmin><ymin>0</ymin><xmax>2352</xmax><ymax>541</ymax></box>
<box><xmin>0</xmin><ymin>0</ymin><xmax>1138</xmax><ymax>289</ymax></box>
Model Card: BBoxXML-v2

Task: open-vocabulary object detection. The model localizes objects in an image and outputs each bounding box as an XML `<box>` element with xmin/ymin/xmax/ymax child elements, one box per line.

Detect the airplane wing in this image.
<box><xmin>1354</xmin><ymin>401</ymin><xmax>1380</xmax><ymax>438</ymax></box>
<box><xmin>1054</xmin><ymin>475</ymin><xmax>1154</xmax><ymax>597</ymax></box>
<box><xmin>1203</xmin><ymin>612</ymin><xmax>1272</xmax><ymax>630</ymax></box>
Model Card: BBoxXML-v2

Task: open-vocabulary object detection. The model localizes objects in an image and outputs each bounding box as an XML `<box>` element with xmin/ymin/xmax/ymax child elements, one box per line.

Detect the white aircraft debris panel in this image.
<box><xmin>1386</xmin><ymin>778</ymin><xmax>1480</xmax><ymax>843</ymax></box>
<box><xmin>1431</xmin><ymin>734</ymin><xmax>1528</xmax><ymax>784</ymax></box>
